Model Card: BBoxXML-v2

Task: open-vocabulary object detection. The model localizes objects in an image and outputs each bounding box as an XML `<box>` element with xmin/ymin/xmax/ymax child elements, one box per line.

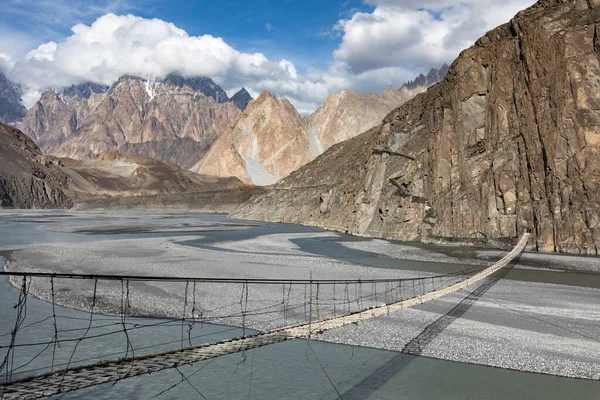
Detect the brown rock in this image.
<box><xmin>0</xmin><ymin>122</ymin><xmax>73</xmax><ymax>208</ymax></box>
<box><xmin>19</xmin><ymin>76</ymin><xmax>241</xmax><ymax>168</ymax></box>
<box><xmin>61</xmin><ymin>151</ymin><xmax>245</xmax><ymax>200</ymax></box>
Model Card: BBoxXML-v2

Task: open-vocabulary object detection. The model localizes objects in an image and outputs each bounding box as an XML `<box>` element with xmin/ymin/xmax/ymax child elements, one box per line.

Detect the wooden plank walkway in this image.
<box><xmin>0</xmin><ymin>234</ymin><xmax>529</xmax><ymax>399</ymax></box>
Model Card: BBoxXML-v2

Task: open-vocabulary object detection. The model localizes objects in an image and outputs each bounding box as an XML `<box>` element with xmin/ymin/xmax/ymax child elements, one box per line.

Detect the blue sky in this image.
<box><xmin>0</xmin><ymin>0</ymin><xmax>536</xmax><ymax>112</ymax></box>
<box><xmin>1</xmin><ymin>0</ymin><xmax>369</xmax><ymax>72</ymax></box>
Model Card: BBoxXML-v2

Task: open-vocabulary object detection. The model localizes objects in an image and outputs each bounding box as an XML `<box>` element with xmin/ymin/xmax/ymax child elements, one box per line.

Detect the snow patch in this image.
<box><xmin>144</xmin><ymin>78</ymin><xmax>155</xmax><ymax>100</ymax></box>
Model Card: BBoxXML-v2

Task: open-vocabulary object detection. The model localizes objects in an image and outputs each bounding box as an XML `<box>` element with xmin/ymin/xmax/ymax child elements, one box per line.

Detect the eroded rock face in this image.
<box><xmin>19</xmin><ymin>76</ymin><xmax>241</xmax><ymax>168</ymax></box>
<box><xmin>306</xmin><ymin>87</ymin><xmax>426</xmax><ymax>155</ymax></box>
<box><xmin>234</xmin><ymin>0</ymin><xmax>600</xmax><ymax>254</ymax></box>
<box><xmin>0</xmin><ymin>122</ymin><xmax>72</xmax><ymax>209</ymax></box>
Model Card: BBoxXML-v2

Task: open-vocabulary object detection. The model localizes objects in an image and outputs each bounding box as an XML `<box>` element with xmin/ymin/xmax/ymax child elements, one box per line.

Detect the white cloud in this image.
<box><xmin>10</xmin><ymin>14</ymin><xmax>300</xmax><ymax>93</ymax></box>
<box><xmin>334</xmin><ymin>0</ymin><xmax>536</xmax><ymax>72</ymax></box>
<box><xmin>0</xmin><ymin>53</ymin><xmax>13</xmax><ymax>72</ymax></box>
<box><xmin>6</xmin><ymin>1</ymin><xmax>536</xmax><ymax>113</ymax></box>
<box><xmin>265</xmin><ymin>23</ymin><xmax>272</xmax><ymax>32</ymax></box>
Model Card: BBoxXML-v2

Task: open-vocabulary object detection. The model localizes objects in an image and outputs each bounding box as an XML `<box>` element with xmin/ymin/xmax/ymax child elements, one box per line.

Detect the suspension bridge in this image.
<box><xmin>0</xmin><ymin>233</ymin><xmax>529</xmax><ymax>399</ymax></box>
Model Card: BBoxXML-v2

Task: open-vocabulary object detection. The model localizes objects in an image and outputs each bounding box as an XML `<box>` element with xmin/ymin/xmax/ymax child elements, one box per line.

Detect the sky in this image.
<box><xmin>0</xmin><ymin>0</ymin><xmax>537</xmax><ymax>113</ymax></box>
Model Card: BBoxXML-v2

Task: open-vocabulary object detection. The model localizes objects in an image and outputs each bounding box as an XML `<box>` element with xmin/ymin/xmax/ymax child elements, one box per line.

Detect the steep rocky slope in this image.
<box><xmin>19</xmin><ymin>75</ymin><xmax>241</xmax><ymax>168</ymax></box>
<box><xmin>306</xmin><ymin>86</ymin><xmax>425</xmax><ymax>154</ymax></box>
<box><xmin>0</xmin><ymin>122</ymin><xmax>72</xmax><ymax>208</ymax></box>
<box><xmin>0</xmin><ymin>72</ymin><xmax>27</xmax><ymax>125</ymax></box>
<box><xmin>19</xmin><ymin>84</ymin><xmax>106</xmax><ymax>151</ymax></box>
<box><xmin>234</xmin><ymin>0</ymin><xmax>600</xmax><ymax>254</ymax></box>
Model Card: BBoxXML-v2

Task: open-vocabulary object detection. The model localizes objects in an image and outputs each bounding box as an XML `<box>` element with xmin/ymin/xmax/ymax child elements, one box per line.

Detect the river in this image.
<box><xmin>1</xmin><ymin>210</ymin><xmax>599</xmax><ymax>399</ymax></box>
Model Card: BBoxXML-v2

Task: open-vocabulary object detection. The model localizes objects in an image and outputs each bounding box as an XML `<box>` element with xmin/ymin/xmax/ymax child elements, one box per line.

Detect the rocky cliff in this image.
<box><xmin>0</xmin><ymin>122</ymin><xmax>72</xmax><ymax>208</ymax></box>
<box><xmin>19</xmin><ymin>75</ymin><xmax>241</xmax><ymax>168</ymax></box>
<box><xmin>306</xmin><ymin>86</ymin><xmax>426</xmax><ymax>154</ymax></box>
<box><xmin>0</xmin><ymin>72</ymin><xmax>27</xmax><ymax>125</ymax></box>
<box><xmin>234</xmin><ymin>0</ymin><xmax>600</xmax><ymax>255</ymax></box>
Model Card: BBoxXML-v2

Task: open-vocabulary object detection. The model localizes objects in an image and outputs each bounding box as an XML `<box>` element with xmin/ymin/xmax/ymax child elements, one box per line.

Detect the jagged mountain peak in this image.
<box><xmin>62</xmin><ymin>82</ymin><xmax>108</xmax><ymax>100</ymax></box>
<box><xmin>230</xmin><ymin>87</ymin><xmax>253</xmax><ymax>111</ymax></box>
<box><xmin>18</xmin><ymin>71</ymin><xmax>242</xmax><ymax>170</ymax></box>
<box><xmin>162</xmin><ymin>72</ymin><xmax>229</xmax><ymax>103</ymax></box>
<box><xmin>0</xmin><ymin>72</ymin><xmax>27</xmax><ymax>125</ymax></box>
<box><xmin>401</xmin><ymin>64</ymin><xmax>449</xmax><ymax>90</ymax></box>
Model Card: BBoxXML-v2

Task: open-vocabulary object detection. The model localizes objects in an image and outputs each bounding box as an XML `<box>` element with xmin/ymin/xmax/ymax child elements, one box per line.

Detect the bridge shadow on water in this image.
<box><xmin>339</xmin><ymin>255</ymin><xmax>521</xmax><ymax>400</ymax></box>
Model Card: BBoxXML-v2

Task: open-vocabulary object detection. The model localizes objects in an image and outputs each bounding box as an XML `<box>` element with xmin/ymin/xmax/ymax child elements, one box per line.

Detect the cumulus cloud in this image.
<box><xmin>12</xmin><ymin>14</ymin><xmax>285</xmax><ymax>89</ymax></box>
<box><xmin>334</xmin><ymin>0</ymin><xmax>536</xmax><ymax>72</ymax></box>
<box><xmin>6</xmin><ymin>0</ymin><xmax>536</xmax><ymax>113</ymax></box>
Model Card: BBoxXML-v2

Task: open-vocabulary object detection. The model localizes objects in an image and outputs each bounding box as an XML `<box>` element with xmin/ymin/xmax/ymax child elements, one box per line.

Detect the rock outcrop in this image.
<box><xmin>234</xmin><ymin>0</ymin><xmax>600</xmax><ymax>255</ymax></box>
<box><xmin>0</xmin><ymin>72</ymin><xmax>27</xmax><ymax>125</ymax></box>
<box><xmin>0</xmin><ymin>122</ymin><xmax>72</xmax><ymax>208</ymax></box>
<box><xmin>19</xmin><ymin>75</ymin><xmax>241</xmax><ymax>168</ymax></box>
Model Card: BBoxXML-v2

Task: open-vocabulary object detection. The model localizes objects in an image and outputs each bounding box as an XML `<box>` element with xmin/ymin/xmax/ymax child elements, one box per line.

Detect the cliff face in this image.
<box><xmin>306</xmin><ymin>86</ymin><xmax>425</xmax><ymax>154</ymax></box>
<box><xmin>0</xmin><ymin>122</ymin><xmax>72</xmax><ymax>208</ymax></box>
<box><xmin>234</xmin><ymin>0</ymin><xmax>600</xmax><ymax>254</ymax></box>
<box><xmin>18</xmin><ymin>76</ymin><xmax>241</xmax><ymax>168</ymax></box>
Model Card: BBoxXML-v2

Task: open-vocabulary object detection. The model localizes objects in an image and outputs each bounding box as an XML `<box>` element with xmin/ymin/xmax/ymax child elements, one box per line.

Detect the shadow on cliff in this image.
<box><xmin>339</xmin><ymin>255</ymin><xmax>520</xmax><ymax>400</ymax></box>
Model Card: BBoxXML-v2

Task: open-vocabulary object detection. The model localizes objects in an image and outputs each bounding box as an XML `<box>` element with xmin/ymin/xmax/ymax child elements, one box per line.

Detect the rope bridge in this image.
<box><xmin>0</xmin><ymin>233</ymin><xmax>529</xmax><ymax>399</ymax></box>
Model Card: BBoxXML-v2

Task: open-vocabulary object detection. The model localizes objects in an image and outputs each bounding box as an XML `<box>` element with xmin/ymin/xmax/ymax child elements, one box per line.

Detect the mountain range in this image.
<box><xmin>233</xmin><ymin>0</ymin><xmax>600</xmax><ymax>255</ymax></box>
<box><xmin>192</xmin><ymin>84</ymin><xmax>427</xmax><ymax>185</ymax></box>
<box><xmin>0</xmin><ymin>121</ymin><xmax>244</xmax><ymax>208</ymax></box>
<box><xmin>3</xmin><ymin>66</ymin><xmax>446</xmax><ymax>185</ymax></box>
<box><xmin>1</xmin><ymin>0</ymin><xmax>598</xmax><ymax>254</ymax></box>
<box><xmin>18</xmin><ymin>75</ymin><xmax>242</xmax><ymax>169</ymax></box>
